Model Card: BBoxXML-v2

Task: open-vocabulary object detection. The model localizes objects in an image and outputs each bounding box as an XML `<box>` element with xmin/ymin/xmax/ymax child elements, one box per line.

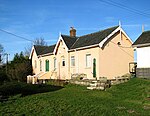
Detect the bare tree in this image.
<box><xmin>0</xmin><ymin>44</ymin><xmax>4</xmax><ymax>53</ymax></box>
<box><xmin>0</xmin><ymin>44</ymin><xmax>4</xmax><ymax>63</ymax></box>
<box><xmin>33</xmin><ymin>38</ymin><xmax>47</xmax><ymax>46</ymax></box>
<box><xmin>24</xmin><ymin>37</ymin><xmax>47</xmax><ymax>56</ymax></box>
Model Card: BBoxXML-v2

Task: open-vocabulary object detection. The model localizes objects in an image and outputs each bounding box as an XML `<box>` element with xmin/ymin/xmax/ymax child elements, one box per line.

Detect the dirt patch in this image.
<box><xmin>143</xmin><ymin>105</ymin><xmax>150</xmax><ymax>110</ymax></box>
<box><xmin>127</xmin><ymin>109</ymin><xmax>135</xmax><ymax>114</ymax></box>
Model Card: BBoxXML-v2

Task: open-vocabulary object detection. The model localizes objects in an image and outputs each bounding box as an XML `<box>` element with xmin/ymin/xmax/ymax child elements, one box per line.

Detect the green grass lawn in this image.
<box><xmin>0</xmin><ymin>78</ymin><xmax>150</xmax><ymax>116</ymax></box>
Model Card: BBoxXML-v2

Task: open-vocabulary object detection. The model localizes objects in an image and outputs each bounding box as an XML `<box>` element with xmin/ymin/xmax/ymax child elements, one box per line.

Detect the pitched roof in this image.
<box><xmin>33</xmin><ymin>26</ymin><xmax>119</xmax><ymax>56</ymax></box>
<box><xmin>71</xmin><ymin>26</ymin><xmax>119</xmax><ymax>49</ymax></box>
<box><xmin>34</xmin><ymin>44</ymin><xmax>56</xmax><ymax>56</ymax></box>
<box><xmin>133</xmin><ymin>31</ymin><xmax>150</xmax><ymax>46</ymax></box>
<box><xmin>61</xmin><ymin>35</ymin><xmax>78</xmax><ymax>49</ymax></box>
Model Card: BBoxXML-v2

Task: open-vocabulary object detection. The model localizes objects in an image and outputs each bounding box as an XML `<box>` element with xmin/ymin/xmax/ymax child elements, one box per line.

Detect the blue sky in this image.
<box><xmin>0</xmin><ymin>0</ymin><xmax>150</xmax><ymax>61</ymax></box>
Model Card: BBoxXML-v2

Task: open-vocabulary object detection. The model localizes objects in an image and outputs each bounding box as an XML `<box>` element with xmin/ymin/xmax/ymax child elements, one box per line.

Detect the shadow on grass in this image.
<box><xmin>0</xmin><ymin>82</ymin><xmax>64</xmax><ymax>102</ymax></box>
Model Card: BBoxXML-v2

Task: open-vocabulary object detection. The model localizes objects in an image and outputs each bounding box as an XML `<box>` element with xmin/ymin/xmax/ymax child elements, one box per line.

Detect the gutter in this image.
<box><xmin>38</xmin><ymin>53</ymin><xmax>53</xmax><ymax>58</ymax></box>
<box><xmin>132</xmin><ymin>43</ymin><xmax>150</xmax><ymax>48</ymax></box>
<box><xmin>69</xmin><ymin>44</ymin><xmax>99</xmax><ymax>52</ymax></box>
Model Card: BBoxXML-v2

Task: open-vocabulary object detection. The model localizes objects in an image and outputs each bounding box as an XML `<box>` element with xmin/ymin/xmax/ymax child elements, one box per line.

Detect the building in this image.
<box><xmin>27</xmin><ymin>25</ymin><xmax>134</xmax><ymax>84</ymax></box>
<box><xmin>133</xmin><ymin>30</ymin><xmax>150</xmax><ymax>78</ymax></box>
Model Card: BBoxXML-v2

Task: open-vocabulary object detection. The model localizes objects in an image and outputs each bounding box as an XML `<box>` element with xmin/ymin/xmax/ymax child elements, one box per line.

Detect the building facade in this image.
<box><xmin>27</xmin><ymin>25</ymin><xmax>134</xmax><ymax>84</ymax></box>
<box><xmin>133</xmin><ymin>31</ymin><xmax>150</xmax><ymax>78</ymax></box>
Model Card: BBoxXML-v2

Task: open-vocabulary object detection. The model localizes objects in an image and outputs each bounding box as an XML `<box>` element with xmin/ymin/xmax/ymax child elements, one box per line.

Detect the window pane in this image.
<box><xmin>62</xmin><ymin>58</ymin><xmax>65</xmax><ymax>66</ymax></box>
<box><xmin>40</xmin><ymin>60</ymin><xmax>42</xmax><ymax>71</ymax></box>
<box><xmin>71</xmin><ymin>56</ymin><xmax>75</xmax><ymax>66</ymax></box>
<box><xmin>86</xmin><ymin>54</ymin><xmax>91</xmax><ymax>67</ymax></box>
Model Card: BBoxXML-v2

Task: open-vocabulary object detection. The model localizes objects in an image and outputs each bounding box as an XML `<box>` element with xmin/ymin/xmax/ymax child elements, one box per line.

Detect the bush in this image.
<box><xmin>0</xmin><ymin>71</ymin><xmax>10</xmax><ymax>84</ymax></box>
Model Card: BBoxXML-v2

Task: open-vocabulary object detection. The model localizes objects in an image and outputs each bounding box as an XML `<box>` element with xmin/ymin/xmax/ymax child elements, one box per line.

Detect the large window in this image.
<box><xmin>45</xmin><ymin>60</ymin><xmax>49</xmax><ymax>72</ymax></box>
<box><xmin>71</xmin><ymin>56</ymin><xmax>75</xmax><ymax>66</ymax></box>
<box><xmin>40</xmin><ymin>60</ymin><xmax>42</xmax><ymax>71</ymax></box>
<box><xmin>62</xmin><ymin>58</ymin><xmax>65</xmax><ymax>66</ymax></box>
<box><xmin>54</xmin><ymin>58</ymin><xmax>57</xmax><ymax>69</ymax></box>
<box><xmin>86</xmin><ymin>54</ymin><xmax>91</xmax><ymax>67</ymax></box>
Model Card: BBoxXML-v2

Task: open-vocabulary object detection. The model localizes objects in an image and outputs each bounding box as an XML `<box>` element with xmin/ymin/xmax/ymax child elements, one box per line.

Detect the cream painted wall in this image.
<box><xmin>31</xmin><ymin>30</ymin><xmax>133</xmax><ymax>80</ymax></box>
<box><xmin>54</xmin><ymin>40</ymin><xmax>69</xmax><ymax>80</ymax></box>
<box><xmin>31</xmin><ymin>49</ymin><xmax>39</xmax><ymax>74</ymax></box>
<box><xmin>69</xmin><ymin>47</ymin><xmax>100</xmax><ymax>79</ymax></box>
<box><xmin>31</xmin><ymin>48</ymin><xmax>58</xmax><ymax>80</ymax></box>
<box><xmin>137</xmin><ymin>47</ymin><xmax>150</xmax><ymax>68</ymax></box>
<box><xmin>99</xmin><ymin>32</ymin><xmax>134</xmax><ymax>79</ymax></box>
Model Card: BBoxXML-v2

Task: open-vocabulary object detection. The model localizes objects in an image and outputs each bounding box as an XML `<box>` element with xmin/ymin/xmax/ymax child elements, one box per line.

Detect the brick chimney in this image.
<box><xmin>70</xmin><ymin>27</ymin><xmax>76</xmax><ymax>37</ymax></box>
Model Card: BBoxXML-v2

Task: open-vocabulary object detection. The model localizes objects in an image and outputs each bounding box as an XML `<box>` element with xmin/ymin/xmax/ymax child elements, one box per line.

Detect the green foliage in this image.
<box><xmin>0</xmin><ymin>70</ymin><xmax>10</xmax><ymax>84</ymax></box>
<box><xmin>6</xmin><ymin>52</ymin><xmax>32</xmax><ymax>82</ymax></box>
<box><xmin>0</xmin><ymin>78</ymin><xmax>150</xmax><ymax>115</ymax></box>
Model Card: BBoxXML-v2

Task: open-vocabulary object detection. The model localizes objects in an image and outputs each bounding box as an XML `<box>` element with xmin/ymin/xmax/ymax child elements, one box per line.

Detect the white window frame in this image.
<box><xmin>86</xmin><ymin>54</ymin><xmax>91</xmax><ymax>68</ymax></box>
<box><xmin>71</xmin><ymin>56</ymin><xmax>75</xmax><ymax>67</ymax></box>
<box><xmin>40</xmin><ymin>60</ymin><xmax>42</xmax><ymax>71</ymax></box>
<box><xmin>54</xmin><ymin>58</ymin><xmax>57</xmax><ymax>69</ymax></box>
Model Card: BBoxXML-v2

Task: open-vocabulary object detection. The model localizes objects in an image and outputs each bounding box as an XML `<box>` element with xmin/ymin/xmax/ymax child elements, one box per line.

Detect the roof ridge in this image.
<box><xmin>34</xmin><ymin>44</ymin><xmax>55</xmax><ymax>47</ymax></box>
<box><xmin>70</xmin><ymin>37</ymin><xmax>80</xmax><ymax>49</ymax></box>
<box><xmin>79</xmin><ymin>26</ymin><xmax>119</xmax><ymax>38</ymax></box>
<box><xmin>143</xmin><ymin>30</ymin><xmax>150</xmax><ymax>33</ymax></box>
<box><xmin>61</xmin><ymin>34</ymin><xmax>78</xmax><ymax>38</ymax></box>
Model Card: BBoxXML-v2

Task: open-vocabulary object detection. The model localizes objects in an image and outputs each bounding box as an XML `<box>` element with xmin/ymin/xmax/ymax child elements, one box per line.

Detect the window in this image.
<box><xmin>86</xmin><ymin>54</ymin><xmax>91</xmax><ymax>67</ymax></box>
<box><xmin>62</xmin><ymin>58</ymin><xmax>65</xmax><ymax>66</ymax></box>
<box><xmin>35</xmin><ymin>60</ymin><xmax>37</xmax><ymax>68</ymax></box>
<box><xmin>71</xmin><ymin>56</ymin><xmax>75</xmax><ymax>66</ymax></box>
<box><xmin>45</xmin><ymin>60</ymin><xmax>49</xmax><ymax>72</ymax></box>
<box><xmin>54</xmin><ymin>58</ymin><xmax>57</xmax><ymax>69</ymax></box>
<box><xmin>40</xmin><ymin>60</ymin><xmax>42</xmax><ymax>71</ymax></box>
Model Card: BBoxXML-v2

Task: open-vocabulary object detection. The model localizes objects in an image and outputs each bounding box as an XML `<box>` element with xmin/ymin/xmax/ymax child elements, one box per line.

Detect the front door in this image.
<box><xmin>93</xmin><ymin>58</ymin><xmax>96</xmax><ymax>78</ymax></box>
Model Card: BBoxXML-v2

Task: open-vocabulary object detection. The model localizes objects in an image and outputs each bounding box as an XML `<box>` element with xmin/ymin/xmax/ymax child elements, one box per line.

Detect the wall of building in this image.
<box><xmin>69</xmin><ymin>47</ymin><xmax>100</xmax><ymax>79</ymax></box>
<box><xmin>31</xmin><ymin>49</ymin><xmax>39</xmax><ymax>75</ymax></box>
<box><xmin>54</xmin><ymin>40</ymin><xmax>69</xmax><ymax>80</ymax></box>
<box><xmin>31</xmin><ymin>30</ymin><xmax>134</xmax><ymax>80</ymax></box>
<box><xmin>137</xmin><ymin>47</ymin><xmax>150</xmax><ymax>68</ymax></box>
<box><xmin>31</xmin><ymin>48</ymin><xmax>58</xmax><ymax>80</ymax></box>
<box><xmin>99</xmin><ymin>32</ymin><xmax>134</xmax><ymax>79</ymax></box>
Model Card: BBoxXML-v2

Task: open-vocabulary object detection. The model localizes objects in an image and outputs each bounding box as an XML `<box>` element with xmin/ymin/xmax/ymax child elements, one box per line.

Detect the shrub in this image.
<box><xmin>0</xmin><ymin>71</ymin><xmax>10</xmax><ymax>84</ymax></box>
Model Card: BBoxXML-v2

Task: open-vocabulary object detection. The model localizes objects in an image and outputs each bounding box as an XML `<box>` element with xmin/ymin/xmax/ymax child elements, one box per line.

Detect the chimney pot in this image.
<box><xmin>70</xmin><ymin>27</ymin><xmax>76</xmax><ymax>37</ymax></box>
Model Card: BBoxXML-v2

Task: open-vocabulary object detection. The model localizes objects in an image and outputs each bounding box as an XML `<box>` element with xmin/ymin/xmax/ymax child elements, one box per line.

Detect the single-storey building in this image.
<box><xmin>133</xmin><ymin>30</ymin><xmax>150</xmax><ymax>79</ymax></box>
<box><xmin>27</xmin><ymin>25</ymin><xmax>134</xmax><ymax>84</ymax></box>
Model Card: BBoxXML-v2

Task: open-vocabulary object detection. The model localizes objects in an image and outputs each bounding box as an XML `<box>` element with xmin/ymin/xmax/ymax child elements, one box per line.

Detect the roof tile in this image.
<box><xmin>133</xmin><ymin>31</ymin><xmax>150</xmax><ymax>46</ymax></box>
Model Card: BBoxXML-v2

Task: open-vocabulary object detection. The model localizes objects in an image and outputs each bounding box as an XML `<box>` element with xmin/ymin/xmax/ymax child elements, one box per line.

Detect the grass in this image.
<box><xmin>0</xmin><ymin>78</ymin><xmax>150</xmax><ymax>116</ymax></box>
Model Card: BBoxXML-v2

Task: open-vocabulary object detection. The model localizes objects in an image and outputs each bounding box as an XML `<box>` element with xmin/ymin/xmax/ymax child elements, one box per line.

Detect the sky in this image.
<box><xmin>0</xmin><ymin>0</ymin><xmax>150</xmax><ymax>61</ymax></box>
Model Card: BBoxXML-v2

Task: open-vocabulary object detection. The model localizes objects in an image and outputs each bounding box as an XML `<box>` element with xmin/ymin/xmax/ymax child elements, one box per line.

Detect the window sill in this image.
<box><xmin>85</xmin><ymin>67</ymin><xmax>91</xmax><ymax>69</ymax></box>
